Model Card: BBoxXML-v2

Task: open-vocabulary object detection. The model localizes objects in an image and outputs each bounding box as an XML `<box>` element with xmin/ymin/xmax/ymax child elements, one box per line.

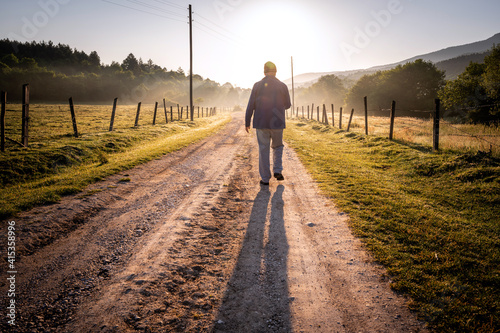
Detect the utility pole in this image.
<box><xmin>291</xmin><ymin>56</ymin><xmax>295</xmax><ymax>117</ymax></box>
<box><xmin>189</xmin><ymin>4</ymin><xmax>194</xmax><ymax>121</ymax></box>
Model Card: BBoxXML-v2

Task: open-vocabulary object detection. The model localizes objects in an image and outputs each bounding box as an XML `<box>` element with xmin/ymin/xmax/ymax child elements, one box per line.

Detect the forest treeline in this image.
<box><xmin>296</xmin><ymin>45</ymin><xmax>500</xmax><ymax>124</ymax></box>
<box><xmin>1</xmin><ymin>39</ymin><xmax>499</xmax><ymax>123</ymax></box>
<box><xmin>0</xmin><ymin>39</ymin><xmax>250</xmax><ymax>106</ymax></box>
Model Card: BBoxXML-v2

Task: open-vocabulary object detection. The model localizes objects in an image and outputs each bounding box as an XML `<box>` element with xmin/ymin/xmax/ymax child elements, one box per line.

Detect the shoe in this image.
<box><xmin>274</xmin><ymin>173</ymin><xmax>284</xmax><ymax>181</ymax></box>
<box><xmin>260</xmin><ymin>180</ymin><xmax>269</xmax><ymax>186</ymax></box>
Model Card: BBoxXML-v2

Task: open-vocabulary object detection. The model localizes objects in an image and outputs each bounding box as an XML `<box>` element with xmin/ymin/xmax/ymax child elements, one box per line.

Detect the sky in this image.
<box><xmin>1</xmin><ymin>0</ymin><xmax>500</xmax><ymax>89</ymax></box>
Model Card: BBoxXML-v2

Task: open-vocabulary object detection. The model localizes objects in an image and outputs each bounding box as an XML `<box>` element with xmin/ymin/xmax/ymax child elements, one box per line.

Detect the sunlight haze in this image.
<box><xmin>1</xmin><ymin>0</ymin><xmax>500</xmax><ymax>88</ymax></box>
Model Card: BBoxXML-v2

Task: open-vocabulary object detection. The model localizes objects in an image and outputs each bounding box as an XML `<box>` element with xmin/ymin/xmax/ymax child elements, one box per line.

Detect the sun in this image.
<box><xmin>232</xmin><ymin>2</ymin><xmax>319</xmax><ymax>83</ymax></box>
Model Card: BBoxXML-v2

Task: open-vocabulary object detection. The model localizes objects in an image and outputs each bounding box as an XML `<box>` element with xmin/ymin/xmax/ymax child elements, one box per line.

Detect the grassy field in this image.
<box><xmin>285</xmin><ymin>119</ymin><xmax>500</xmax><ymax>332</ymax></box>
<box><xmin>0</xmin><ymin>103</ymin><xmax>230</xmax><ymax>218</ymax></box>
<box><xmin>292</xmin><ymin>112</ymin><xmax>500</xmax><ymax>156</ymax></box>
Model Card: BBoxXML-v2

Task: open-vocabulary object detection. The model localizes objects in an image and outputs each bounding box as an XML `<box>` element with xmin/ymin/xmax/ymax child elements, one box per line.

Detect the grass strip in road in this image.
<box><xmin>0</xmin><ymin>114</ymin><xmax>231</xmax><ymax>219</ymax></box>
<box><xmin>284</xmin><ymin>119</ymin><xmax>500</xmax><ymax>332</ymax></box>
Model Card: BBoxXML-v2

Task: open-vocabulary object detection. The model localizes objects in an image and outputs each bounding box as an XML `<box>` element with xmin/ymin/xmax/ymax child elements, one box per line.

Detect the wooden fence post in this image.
<box><xmin>364</xmin><ymin>96</ymin><xmax>368</xmax><ymax>135</ymax></box>
<box><xmin>21</xmin><ymin>84</ymin><xmax>29</xmax><ymax>147</ymax></box>
<box><xmin>177</xmin><ymin>104</ymin><xmax>180</xmax><ymax>119</ymax></box>
<box><xmin>180</xmin><ymin>106</ymin><xmax>183</xmax><ymax>119</ymax></box>
<box><xmin>317</xmin><ymin>106</ymin><xmax>320</xmax><ymax>122</ymax></box>
<box><xmin>68</xmin><ymin>97</ymin><xmax>79</xmax><ymax>138</ymax></box>
<box><xmin>323</xmin><ymin>104</ymin><xmax>329</xmax><ymax>125</ymax></box>
<box><xmin>302</xmin><ymin>106</ymin><xmax>304</xmax><ymax>118</ymax></box>
<box><xmin>307</xmin><ymin>105</ymin><xmax>310</xmax><ymax>119</ymax></box>
<box><xmin>134</xmin><ymin>102</ymin><xmax>141</xmax><ymax>127</ymax></box>
<box><xmin>198</xmin><ymin>106</ymin><xmax>200</xmax><ymax>118</ymax></box>
<box><xmin>1</xmin><ymin>91</ymin><xmax>6</xmax><ymax>152</ymax></box>
<box><xmin>331</xmin><ymin>104</ymin><xmax>334</xmax><ymax>127</ymax></box>
<box><xmin>109</xmin><ymin>97</ymin><xmax>118</xmax><ymax>131</ymax></box>
<box><xmin>163</xmin><ymin>99</ymin><xmax>168</xmax><ymax>124</ymax></box>
<box><xmin>153</xmin><ymin>101</ymin><xmax>158</xmax><ymax>125</ymax></box>
<box><xmin>347</xmin><ymin>108</ymin><xmax>355</xmax><ymax>132</ymax></box>
<box><xmin>433</xmin><ymin>99</ymin><xmax>440</xmax><ymax>151</ymax></box>
<box><xmin>339</xmin><ymin>107</ymin><xmax>343</xmax><ymax>129</ymax></box>
<box><xmin>389</xmin><ymin>100</ymin><xmax>396</xmax><ymax>140</ymax></box>
<box><xmin>311</xmin><ymin>103</ymin><xmax>314</xmax><ymax>119</ymax></box>
<box><xmin>170</xmin><ymin>106</ymin><xmax>173</xmax><ymax>122</ymax></box>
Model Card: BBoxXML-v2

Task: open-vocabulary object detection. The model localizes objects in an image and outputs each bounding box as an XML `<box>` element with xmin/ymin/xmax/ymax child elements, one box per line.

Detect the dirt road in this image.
<box><xmin>1</xmin><ymin>112</ymin><xmax>428</xmax><ymax>332</ymax></box>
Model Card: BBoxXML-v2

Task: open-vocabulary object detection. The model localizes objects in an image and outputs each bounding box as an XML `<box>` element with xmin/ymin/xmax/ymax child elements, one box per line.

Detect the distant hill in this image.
<box><xmin>394</xmin><ymin>32</ymin><xmax>500</xmax><ymax>65</ymax></box>
<box><xmin>434</xmin><ymin>51</ymin><xmax>491</xmax><ymax>80</ymax></box>
<box><xmin>285</xmin><ymin>33</ymin><xmax>500</xmax><ymax>87</ymax></box>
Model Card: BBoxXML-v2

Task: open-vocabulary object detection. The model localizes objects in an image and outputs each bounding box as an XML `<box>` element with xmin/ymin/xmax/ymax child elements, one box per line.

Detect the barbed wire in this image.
<box><xmin>441</xmin><ymin>121</ymin><xmax>500</xmax><ymax>148</ymax></box>
<box><xmin>295</xmin><ymin>103</ymin><xmax>500</xmax><ymax>150</ymax></box>
<box><xmin>448</xmin><ymin>103</ymin><xmax>500</xmax><ymax>112</ymax></box>
<box><xmin>363</xmin><ymin>103</ymin><xmax>500</xmax><ymax>114</ymax></box>
<box><xmin>366</xmin><ymin>108</ymin><xmax>434</xmax><ymax>114</ymax></box>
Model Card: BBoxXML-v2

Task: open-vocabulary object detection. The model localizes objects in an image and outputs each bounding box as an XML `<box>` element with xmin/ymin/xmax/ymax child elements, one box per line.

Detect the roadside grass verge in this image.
<box><xmin>0</xmin><ymin>113</ymin><xmax>230</xmax><ymax>218</ymax></box>
<box><xmin>285</xmin><ymin>119</ymin><xmax>500</xmax><ymax>332</ymax></box>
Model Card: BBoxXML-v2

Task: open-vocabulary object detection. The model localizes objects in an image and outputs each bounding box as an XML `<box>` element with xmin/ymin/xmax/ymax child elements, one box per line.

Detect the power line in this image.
<box><xmin>125</xmin><ymin>0</ymin><xmax>186</xmax><ymax>18</ymax></box>
<box><xmin>152</xmin><ymin>0</ymin><xmax>186</xmax><ymax>10</ymax></box>
<box><xmin>101</xmin><ymin>0</ymin><xmax>186</xmax><ymax>22</ymax></box>
<box><xmin>193</xmin><ymin>20</ymin><xmax>242</xmax><ymax>47</ymax></box>
<box><xmin>193</xmin><ymin>23</ymin><xmax>241</xmax><ymax>48</ymax></box>
<box><xmin>195</xmin><ymin>12</ymin><xmax>241</xmax><ymax>40</ymax></box>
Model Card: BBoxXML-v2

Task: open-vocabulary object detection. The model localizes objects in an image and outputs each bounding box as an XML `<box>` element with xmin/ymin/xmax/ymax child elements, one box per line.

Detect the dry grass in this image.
<box><xmin>2</xmin><ymin>103</ymin><xmax>212</xmax><ymax>144</ymax></box>
<box><xmin>293</xmin><ymin>112</ymin><xmax>500</xmax><ymax>156</ymax></box>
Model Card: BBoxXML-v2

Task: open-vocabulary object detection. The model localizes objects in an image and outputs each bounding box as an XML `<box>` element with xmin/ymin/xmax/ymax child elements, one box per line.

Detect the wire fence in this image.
<box><xmin>289</xmin><ymin>98</ymin><xmax>500</xmax><ymax>156</ymax></box>
<box><xmin>0</xmin><ymin>85</ymin><xmax>225</xmax><ymax>152</ymax></box>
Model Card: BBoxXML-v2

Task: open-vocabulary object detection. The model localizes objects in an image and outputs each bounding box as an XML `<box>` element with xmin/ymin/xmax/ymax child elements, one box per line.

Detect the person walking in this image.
<box><xmin>245</xmin><ymin>61</ymin><xmax>291</xmax><ymax>186</ymax></box>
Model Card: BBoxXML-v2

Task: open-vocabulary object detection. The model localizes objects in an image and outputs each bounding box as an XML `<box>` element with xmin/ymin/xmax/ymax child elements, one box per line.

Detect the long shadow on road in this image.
<box><xmin>213</xmin><ymin>185</ymin><xmax>290</xmax><ymax>332</ymax></box>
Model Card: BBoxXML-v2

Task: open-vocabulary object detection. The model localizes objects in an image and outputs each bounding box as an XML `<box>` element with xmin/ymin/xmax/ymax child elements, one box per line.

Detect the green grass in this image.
<box><xmin>285</xmin><ymin>119</ymin><xmax>500</xmax><ymax>332</ymax></box>
<box><xmin>0</xmin><ymin>104</ymin><xmax>230</xmax><ymax>218</ymax></box>
<box><xmin>292</xmin><ymin>112</ymin><xmax>500</xmax><ymax>156</ymax></box>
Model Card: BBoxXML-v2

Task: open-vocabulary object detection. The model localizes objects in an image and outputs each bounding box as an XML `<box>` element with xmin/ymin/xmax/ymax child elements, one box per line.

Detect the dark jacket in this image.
<box><xmin>245</xmin><ymin>75</ymin><xmax>291</xmax><ymax>129</ymax></box>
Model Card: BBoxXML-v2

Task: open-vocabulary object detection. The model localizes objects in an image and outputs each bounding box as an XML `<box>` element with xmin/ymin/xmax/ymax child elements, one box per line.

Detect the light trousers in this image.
<box><xmin>256</xmin><ymin>129</ymin><xmax>284</xmax><ymax>182</ymax></box>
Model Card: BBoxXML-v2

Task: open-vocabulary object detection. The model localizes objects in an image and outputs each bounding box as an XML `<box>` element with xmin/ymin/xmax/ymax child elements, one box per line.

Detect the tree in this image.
<box><xmin>346</xmin><ymin>59</ymin><xmax>445</xmax><ymax>116</ymax></box>
<box><xmin>482</xmin><ymin>45</ymin><xmax>500</xmax><ymax>100</ymax></box>
<box><xmin>19</xmin><ymin>57</ymin><xmax>38</xmax><ymax>70</ymax></box>
<box><xmin>1</xmin><ymin>54</ymin><xmax>19</xmax><ymax>67</ymax></box>
<box><xmin>345</xmin><ymin>72</ymin><xmax>382</xmax><ymax>112</ymax></box>
<box><xmin>439</xmin><ymin>45</ymin><xmax>500</xmax><ymax>123</ymax></box>
<box><xmin>298</xmin><ymin>74</ymin><xmax>346</xmax><ymax>107</ymax></box>
<box><xmin>89</xmin><ymin>51</ymin><xmax>101</xmax><ymax>67</ymax></box>
<box><xmin>122</xmin><ymin>53</ymin><xmax>141</xmax><ymax>75</ymax></box>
